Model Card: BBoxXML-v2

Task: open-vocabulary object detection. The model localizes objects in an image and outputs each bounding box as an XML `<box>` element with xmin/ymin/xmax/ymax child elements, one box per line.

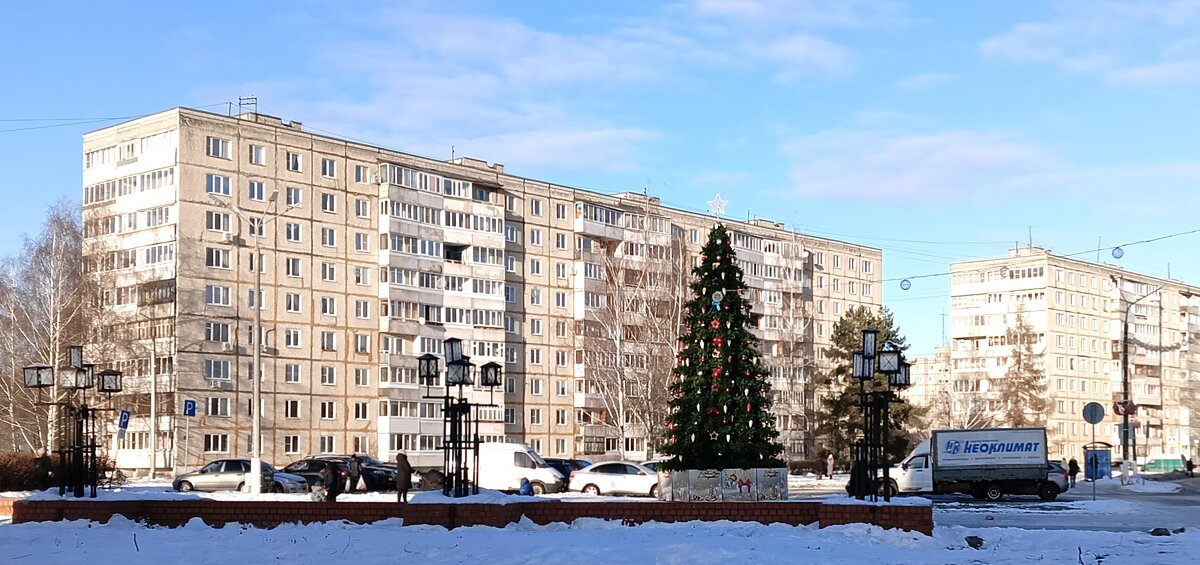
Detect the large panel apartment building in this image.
<box><xmin>936</xmin><ymin>247</ymin><xmax>1199</xmax><ymax>462</ymax></box>
<box><xmin>83</xmin><ymin>107</ymin><xmax>881</xmax><ymax>475</ymax></box>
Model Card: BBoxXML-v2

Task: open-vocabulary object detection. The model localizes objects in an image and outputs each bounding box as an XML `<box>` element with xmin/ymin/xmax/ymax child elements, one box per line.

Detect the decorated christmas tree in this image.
<box><xmin>660</xmin><ymin>224</ymin><xmax>784</xmax><ymax>470</ymax></box>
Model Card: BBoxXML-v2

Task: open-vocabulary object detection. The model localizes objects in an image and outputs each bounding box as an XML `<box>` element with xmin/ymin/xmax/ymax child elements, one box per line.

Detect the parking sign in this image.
<box><xmin>183</xmin><ymin>399</ymin><xmax>197</xmax><ymax>417</ymax></box>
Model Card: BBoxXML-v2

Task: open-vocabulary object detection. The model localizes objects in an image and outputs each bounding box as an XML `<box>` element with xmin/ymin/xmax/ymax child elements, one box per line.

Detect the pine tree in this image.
<box><xmin>997</xmin><ymin>308</ymin><xmax>1051</xmax><ymax>428</ymax></box>
<box><xmin>815</xmin><ymin>305</ymin><xmax>925</xmax><ymax>463</ymax></box>
<box><xmin>660</xmin><ymin>224</ymin><xmax>784</xmax><ymax>470</ymax></box>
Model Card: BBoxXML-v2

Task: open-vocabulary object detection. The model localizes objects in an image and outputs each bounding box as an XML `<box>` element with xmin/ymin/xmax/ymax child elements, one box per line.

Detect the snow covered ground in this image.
<box><xmin>0</xmin><ymin>476</ymin><xmax>1195</xmax><ymax>564</ymax></box>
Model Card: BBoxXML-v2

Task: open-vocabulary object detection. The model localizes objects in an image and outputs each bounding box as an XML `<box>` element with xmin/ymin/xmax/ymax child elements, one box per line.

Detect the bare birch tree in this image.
<box><xmin>997</xmin><ymin>308</ymin><xmax>1051</xmax><ymax>428</ymax></box>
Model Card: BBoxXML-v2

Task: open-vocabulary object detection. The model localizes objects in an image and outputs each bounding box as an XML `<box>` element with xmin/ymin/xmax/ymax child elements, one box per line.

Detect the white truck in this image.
<box><xmin>468</xmin><ymin>442</ymin><xmax>566</xmax><ymax>494</ymax></box>
<box><xmin>886</xmin><ymin>427</ymin><xmax>1060</xmax><ymax>501</ymax></box>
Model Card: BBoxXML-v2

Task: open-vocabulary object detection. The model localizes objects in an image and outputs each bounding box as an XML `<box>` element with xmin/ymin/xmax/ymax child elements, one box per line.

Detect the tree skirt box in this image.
<box><xmin>657</xmin><ymin>468</ymin><xmax>788</xmax><ymax>502</ymax></box>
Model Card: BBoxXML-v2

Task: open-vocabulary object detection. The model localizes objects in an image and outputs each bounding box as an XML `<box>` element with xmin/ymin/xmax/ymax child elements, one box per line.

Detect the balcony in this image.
<box><xmin>574</xmin><ymin>217</ymin><xmax>623</xmax><ymax>242</ymax></box>
<box><xmin>574</xmin><ymin>392</ymin><xmax>606</xmax><ymax>409</ymax></box>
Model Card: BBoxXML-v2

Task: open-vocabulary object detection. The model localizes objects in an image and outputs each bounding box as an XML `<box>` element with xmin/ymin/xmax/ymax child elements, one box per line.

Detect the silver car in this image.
<box><xmin>173</xmin><ymin>458</ymin><xmax>302</xmax><ymax>493</ymax></box>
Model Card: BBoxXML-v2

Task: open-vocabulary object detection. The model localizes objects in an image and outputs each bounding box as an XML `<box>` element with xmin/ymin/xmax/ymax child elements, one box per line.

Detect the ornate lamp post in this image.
<box><xmin>851</xmin><ymin>329</ymin><xmax>912</xmax><ymax>502</ymax></box>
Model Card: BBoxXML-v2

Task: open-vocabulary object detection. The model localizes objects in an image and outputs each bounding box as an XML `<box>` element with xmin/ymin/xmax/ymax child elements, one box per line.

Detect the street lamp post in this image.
<box><xmin>851</xmin><ymin>329</ymin><xmax>911</xmax><ymax>502</ymax></box>
<box><xmin>1111</xmin><ymin>276</ymin><xmax>1162</xmax><ymax>466</ymax></box>
<box><xmin>210</xmin><ymin>190</ymin><xmax>291</xmax><ymax>496</ymax></box>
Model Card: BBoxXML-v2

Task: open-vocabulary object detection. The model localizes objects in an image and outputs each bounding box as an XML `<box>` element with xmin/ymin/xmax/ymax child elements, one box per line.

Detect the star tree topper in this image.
<box><xmin>707</xmin><ymin>193</ymin><xmax>728</xmax><ymax>216</ymax></box>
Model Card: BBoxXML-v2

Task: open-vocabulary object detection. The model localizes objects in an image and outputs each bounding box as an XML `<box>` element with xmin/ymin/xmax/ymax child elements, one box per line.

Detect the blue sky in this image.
<box><xmin>3</xmin><ymin>0</ymin><xmax>1200</xmax><ymax>357</ymax></box>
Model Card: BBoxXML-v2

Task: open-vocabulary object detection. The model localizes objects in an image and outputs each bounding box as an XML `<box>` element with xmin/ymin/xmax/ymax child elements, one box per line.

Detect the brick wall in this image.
<box><xmin>10</xmin><ymin>499</ymin><xmax>931</xmax><ymax>535</ymax></box>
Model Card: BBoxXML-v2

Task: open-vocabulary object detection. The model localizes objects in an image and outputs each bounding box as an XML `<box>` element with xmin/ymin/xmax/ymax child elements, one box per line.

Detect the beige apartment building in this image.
<box><xmin>82</xmin><ymin>107</ymin><xmax>881</xmax><ymax>476</ymax></box>
<box><xmin>942</xmin><ymin>247</ymin><xmax>1199</xmax><ymax>463</ymax></box>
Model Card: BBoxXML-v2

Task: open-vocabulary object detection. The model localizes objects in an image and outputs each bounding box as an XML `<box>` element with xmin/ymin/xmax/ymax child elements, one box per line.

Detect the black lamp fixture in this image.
<box><xmin>861</xmin><ymin>329</ymin><xmax>878</xmax><ymax>360</ymax></box>
<box><xmin>98</xmin><ymin>369</ymin><xmax>123</xmax><ymax>394</ymax></box>
<box><xmin>74</xmin><ymin>364</ymin><xmax>95</xmax><ymax>390</ymax></box>
<box><xmin>418</xmin><ymin>353</ymin><xmax>440</xmax><ymax>394</ymax></box>
<box><xmin>23</xmin><ymin>365</ymin><xmax>53</xmax><ymax>388</ymax></box>
<box><xmin>446</xmin><ymin>357</ymin><xmax>474</xmax><ymax>387</ymax></box>
<box><xmin>444</xmin><ymin>337</ymin><xmax>464</xmax><ymax>364</ymax></box>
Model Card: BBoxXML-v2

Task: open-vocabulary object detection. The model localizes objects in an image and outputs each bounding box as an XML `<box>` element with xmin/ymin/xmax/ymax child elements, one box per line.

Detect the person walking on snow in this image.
<box><xmin>395</xmin><ymin>452</ymin><xmax>414</xmax><ymax>503</ymax></box>
<box><xmin>349</xmin><ymin>454</ymin><xmax>363</xmax><ymax>492</ymax></box>
<box><xmin>826</xmin><ymin>454</ymin><xmax>835</xmax><ymax>480</ymax></box>
<box><xmin>1068</xmin><ymin>457</ymin><xmax>1080</xmax><ymax>487</ymax></box>
<box><xmin>1187</xmin><ymin>458</ymin><xmax>1195</xmax><ymax>478</ymax></box>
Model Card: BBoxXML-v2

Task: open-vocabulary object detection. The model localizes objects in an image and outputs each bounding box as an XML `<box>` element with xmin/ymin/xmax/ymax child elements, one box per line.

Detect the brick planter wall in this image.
<box><xmin>10</xmin><ymin>499</ymin><xmax>931</xmax><ymax>535</ymax></box>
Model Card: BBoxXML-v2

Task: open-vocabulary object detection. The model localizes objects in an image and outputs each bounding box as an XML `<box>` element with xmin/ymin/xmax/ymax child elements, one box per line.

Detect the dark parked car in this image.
<box><xmin>544</xmin><ymin>458</ymin><xmax>591</xmax><ymax>486</ymax></box>
<box><xmin>281</xmin><ymin>455</ymin><xmax>397</xmax><ymax>492</ymax></box>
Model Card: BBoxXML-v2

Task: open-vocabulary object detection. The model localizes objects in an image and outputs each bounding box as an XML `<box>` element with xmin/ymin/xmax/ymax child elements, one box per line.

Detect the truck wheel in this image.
<box><xmin>983</xmin><ymin>483</ymin><xmax>1004</xmax><ymax>502</ymax></box>
<box><xmin>877</xmin><ymin>480</ymin><xmax>898</xmax><ymax>497</ymax></box>
<box><xmin>1038</xmin><ymin>482</ymin><xmax>1059</xmax><ymax>501</ymax></box>
<box><xmin>531</xmin><ymin>482</ymin><xmax>546</xmax><ymax>495</ymax></box>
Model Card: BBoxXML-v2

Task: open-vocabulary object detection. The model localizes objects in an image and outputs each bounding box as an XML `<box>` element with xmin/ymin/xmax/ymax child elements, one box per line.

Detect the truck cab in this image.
<box><xmin>893</xmin><ymin>439</ymin><xmax>933</xmax><ymax>493</ymax></box>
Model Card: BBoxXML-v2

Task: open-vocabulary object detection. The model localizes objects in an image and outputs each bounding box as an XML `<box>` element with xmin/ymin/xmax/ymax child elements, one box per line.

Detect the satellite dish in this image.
<box><xmin>418</xmin><ymin>316</ymin><xmax>426</xmax><ymax>325</ymax></box>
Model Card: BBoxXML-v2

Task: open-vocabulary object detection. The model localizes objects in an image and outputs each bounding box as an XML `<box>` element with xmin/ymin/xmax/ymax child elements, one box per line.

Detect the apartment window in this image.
<box><xmin>321</xmin><ymin>227</ymin><xmax>336</xmax><ymax>247</ymax></box>
<box><xmin>505</xmin><ymin>225</ymin><xmax>517</xmax><ymax>243</ymax></box>
<box><xmin>530</xmin><ymin>229</ymin><xmax>543</xmax><ymax>246</ymax></box>
<box><xmin>205</xmin><ymin>285</ymin><xmax>230</xmax><ymax>306</ymax></box>
<box><xmin>248</xmin><ymin>217</ymin><xmax>264</xmax><ymax>238</ymax></box>
<box><xmin>285</xmin><ymin>329</ymin><xmax>301</xmax><ymax>348</ymax></box>
<box><xmin>355</xmin><ymin>266</ymin><xmax>369</xmax><ymax>285</ymax></box>
<box><xmin>355</xmin><ymin>300</ymin><xmax>370</xmax><ymax>319</ymax></box>
<box><xmin>284</xmin><ymin>400</ymin><xmax>300</xmax><ymax>419</ymax></box>
<box><xmin>530</xmin><ymin>318</ymin><xmax>543</xmax><ymax>335</ymax></box>
<box><xmin>205</xmin><ymin>174</ymin><xmax>230</xmax><ymax>195</ymax></box>
<box><xmin>321</xmin><ymin>158</ymin><xmax>336</xmax><ymax>178</ymax></box>
<box><xmin>204</xmin><ymin>359</ymin><xmax>230</xmax><ymax>380</ymax></box>
<box><xmin>321</xmin><ymin>296</ymin><xmax>336</xmax><ymax>316</ymax></box>
<box><xmin>319</xmin><ymin>436</ymin><xmax>335</xmax><ymax>453</ymax></box>
<box><xmin>505</xmin><ymin>286</ymin><xmax>516</xmax><ymax>303</ymax></box>
<box><xmin>284</xmin><ymin>363</ymin><xmax>301</xmax><ymax>383</ymax></box>
<box><xmin>555</xmin><ymin>292</ymin><xmax>567</xmax><ymax>309</ymax></box>
<box><xmin>354</xmin><ymin>164</ymin><xmax>369</xmax><ymax>183</ymax></box>
<box><xmin>530</xmin><ymin>288</ymin><xmax>542</xmax><ymax>305</ymax></box>
<box><xmin>249</xmin><ymin>144</ymin><xmax>265</xmax><ymax>166</ymax></box>
<box><xmin>285</xmin><ymin>257</ymin><xmax>301</xmax><ymax>277</ymax></box>
<box><xmin>555</xmin><ymin>233</ymin><xmax>567</xmax><ymax>250</ymax></box>
<box><xmin>555</xmin><ymin>321</ymin><xmax>568</xmax><ymax>338</ymax></box>
<box><xmin>204</xmin><ymin>434</ymin><xmax>229</xmax><ymax>453</ymax></box>
<box><xmin>555</xmin><ymin>409</ymin><xmax>569</xmax><ymax>426</ymax></box>
<box><xmin>286</xmin><ymin>151</ymin><xmax>302</xmax><ymax>172</ymax></box>
<box><xmin>286</xmin><ymin>186</ymin><xmax>302</xmax><ymax>207</ymax></box>
<box><xmin>529</xmin><ymin>348</ymin><xmax>543</xmax><ymax>365</ymax></box>
<box><xmin>355</xmin><ymin>368</ymin><xmax>370</xmax><ymax>387</ymax></box>
<box><xmin>505</xmin><ymin>255</ymin><xmax>516</xmax><ymax>272</ymax></box>
<box><xmin>555</xmin><ymin>379</ymin><xmax>568</xmax><ymax>396</ymax></box>
<box><xmin>204</xmin><ymin>322</ymin><xmax>229</xmax><ymax>342</ymax></box>
<box><xmin>530</xmin><ymin>259</ymin><xmax>542</xmax><ymax>276</ymax></box>
<box><xmin>504</xmin><ymin>408</ymin><xmax>516</xmax><ymax>424</ymax></box>
<box><xmin>321</xmin><ymin>193</ymin><xmax>336</xmax><ymax>213</ymax></box>
<box><xmin>862</xmin><ymin>260</ymin><xmax>873</xmax><ymax>274</ymax></box>
<box><xmin>530</xmin><ymin>199</ymin><xmax>543</xmax><ymax>216</ymax></box>
<box><xmin>555</xmin><ymin>203</ymin><xmax>567</xmax><ymax>219</ymax></box>
<box><xmin>206</xmin><ymin>136</ymin><xmax>230</xmax><ymax>159</ymax></box>
<box><xmin>285</xmin><ymin>222</ymin><xmax>301</xmax><ymax>242</ymax></box>
<box><xmin>320</xmin><ymin>401</ymin><xmax>335</xmax><ymax>419</ymax></box>
<box><xmin>530</xmin><ymin>409</ymin><xmax>543</xmax><ymax>425</ymax></box>
<box><xmin>355</xmin><ymin>232</ymin><xmax>370</xmax><ymax>252</ymax></box>
<box><xmin>322</xmin><ymin>262</ymin><xmax>336</xmax><ymax>281</ymax></box>
<box><xmin>355</xmin><ymin>198</ymin><xmax>369</xmax><ymax>218</ymax></box>
<box><xmin>283</xmin><ymin>435</ymin><xmax>300</xmax><ymax>454</ymax></box>
<box><xmin>205</xmin><ymin>211</ymin><xmax>230</xmax><ymax>232</ymax></box>
<box><xmin>321</xmin><ymin>331</ymin><xmax>336</xmax><ymax>351</ymax></box>
<box><xmin>321</xmin><ymin>366</ymin><xmax>336</xmax><ymax>385</ymax></box>
<box><xmin>245</xmin><ymin>180</ymin><xmax>266</xmax><ymax>201</ymax></box>
<box><xmin>356</xmin><ymin>334</ymin><xmax>370</xmax><ymax>353</ymax></box>
<box><xmin>206</xmin><ymin>397</ymin><xmax>230</xmax><ymax>417</ymax></box>
<box><xmin>354</xmin><ymin>402</ymin><xmax>368</xmax><ymax>420</ymax></box>
<box><xmin>555</xmin><ymin>351</ymin><xmax>568</xmax><ymax>367</ymax></box>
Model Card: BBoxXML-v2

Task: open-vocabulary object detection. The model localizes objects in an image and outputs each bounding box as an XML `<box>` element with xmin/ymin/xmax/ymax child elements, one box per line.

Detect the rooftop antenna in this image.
<box><xmin>451</xmin><ymin>145</ymin><xmax>455</xmax><ymax>160</ymax></box>
<box><xmin>1096</xmin><ymin>236</ymin><xmax>1102</xmax><ymax>262</ymax></box>
<box><xmin>238</xmin><ymin>96</ymin><xmax>258</xmax><ymax>116</ymax></box>
<box><xmin>1027</xmin><ymin>226</ymin><xmax>1033</xmax><ymax>250</ymax></box>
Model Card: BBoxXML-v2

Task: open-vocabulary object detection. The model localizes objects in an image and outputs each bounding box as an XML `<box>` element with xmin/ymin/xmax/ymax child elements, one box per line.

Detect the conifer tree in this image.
<box><xmin>660</xmin><ymin>224</ymin><xmax>784</xmax><ymax>470</ymax></box>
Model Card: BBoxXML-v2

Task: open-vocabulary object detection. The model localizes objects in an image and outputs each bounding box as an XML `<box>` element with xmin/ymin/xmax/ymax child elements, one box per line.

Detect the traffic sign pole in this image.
<box><xmin>1082</xmin><ymin>402</ymin><xmax>1105</xmax><ymax>502</ymax></box>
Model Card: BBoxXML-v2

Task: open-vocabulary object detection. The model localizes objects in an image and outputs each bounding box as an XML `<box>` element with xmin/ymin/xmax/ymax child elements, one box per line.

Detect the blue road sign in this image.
<box><xmin>183</xmin><ymin>399</ymin><xmax>197</xmax><ymax>417</ymax></box>
<box><xmin>119</xmin><ymin>410</ymin><xmax>131</xmax><ymax>429</ymax></box>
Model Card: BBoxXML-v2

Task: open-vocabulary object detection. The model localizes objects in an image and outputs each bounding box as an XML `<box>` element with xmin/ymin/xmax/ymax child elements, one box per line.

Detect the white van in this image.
<box><xmin>469</xmin><ymin>442</ymin><xmax>565</xmax><ymax>494</ymax></box>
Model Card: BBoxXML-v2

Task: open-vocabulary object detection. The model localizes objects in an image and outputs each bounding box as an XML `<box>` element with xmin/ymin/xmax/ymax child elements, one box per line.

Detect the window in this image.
<box><xmin>286</xmin><ymin>152</ymin><xmax>302</xmax><ymax>172</ymax></box>
<box><xmin>204</xmin><ymin>322</ymin><xmax>229</xmax><ymax>342</ymax></box>
<box><xmin>205</xmin><ymin>211</ymin><xmax>230</xmax><ymax>232</ymax></box>
<box><xmin>529</xmin><ymin>348</ymin><xmax>543</xmax><ymax>365</ymax></box>
<box><xmin>355</xmin><ymin>232</ymin><xmax>370</xmax><ymax>252</ymax></box>
<box><xmin>354</xmin><ymin>402</ymin><xmax>368</xmax><ymax>420</ymax></box>
<box><xmin>321</xmin><ymin>193</ymin><xmax>336</xmax><ymax>213</ymax></box>
<box><xmin>249</xmin><ymin>144</ymin><xmax>265</xmax><ymax>166</ymax></box>
<box><xmin>355</xmin><ymin>368</ymin><xmax>370</xmax><ymax>387</ymax></box>
<box><xmin>284</xmin><ymin>364</ymin><xmax>301</xmax><ymax>383</ymax></box>
<box><xmin>355</xmin><ymin>164</ymin><xmax>369</xmax><ymax>183</ymax></box>
<box><xmin>285</xmin><ymin>329</ymin><xmax>301</xmax><ymax>348</ymax></box>
<box><xmin>284</xmin><ymin>435</ymin><xmax>300</xmax><ymax>454</ymax></box>
<box><xmin>555</xmin><ymin>233</ymin><xmax>567</xmax><ymax>250</ymax></box>
<box><xmin>285</xmin><ymin>257</ymin><xmax>301</xmax><ymax>277</ymax></box>
<box><xmin>505</xmin><ymin>255</ymin><xmax>516</xmax><ymax>272</ymax></box>
<box><xmin>320</xmin><ymin>401</ymin><xmax>335</xmax><ymax>419</ymax></box>
<box><xmin>530</xmin><ymin>409</ymin><xmax>543</xmax><ymax>425</ymax></box>
<box><xmin>530</xmin><ymin>319</ymin><xmax>543</xmax><ymax>335</ymax></box>
<box><xmin>555</xmin><ymin>203</ymin><xmax>567</xmax><ymax>219</ymax></box>
<box><xmin>321</xmin><ymin>158</ymin><xmax>336</xmax><ymax>178</ymax></box>
<box><xmin>530</xmin><ymin>288</ymin><xmax>542</xmax><ymax>305</ymax></box>
<box><xmin>355</xmin><ymin>198</ymin><xmax>369</xmax><ymax>218</ymax></box>
<box><xmin>530</xmin><ymin>199</ymin><xmax>543</xmax><ymax>216</ymax></box>
<box><xmin>530</xmin><ymin>259</ymin><xmax>542</xmax><ymax>276</ymax></box>
<box><xmin>504</xmin><ymin>408</ymin><xmax>516</xmax><ymax>424</ymax></box>
<box><xmin>555</xmin><ymin>292</ymin><xmax>567</xmax><ymax>309</ymax></box>
<box><xmin>204</xmin><ymin>434</ymin><xmax>229</xmax><ymax>453</ymax></box>
<box><xmin>355</xmin><ymin>300</ymin><xmax>370</xmax><ymax>319</ymax></box>
<box><xmin>205</xmin><ymin>285</ymin><xmax>230</xmax><ymax>306</ymax></box>
<box><xmin>204</xmin><ymin>359</ymin><xmax>230</xmax><ymax>380</ymax></box>
<box><xmin>285</xmin><ymin>222</ymin><xmax>301</xmax><ymax>242</ymax></box>
<box><xmin>205</xmin><ymin>174</ymin><xmax>230</xmax><ymax>195</ymax></box>
<box><xmin>555</xmin><ymin>379</ymin><xmax>568</xmax><ymax>396</ymax></box>
<box><xmin>555</xmin><ymin>409</ymin><xmax>568</xmax><ymax>426</ymax></box>
<box><xmin>355</xmin><ymin>266</ymin><xmax>369</xmax><ymax>285</ymax></box>
<box><xmin>321</xmin><ymin>366</ymin><xmax>336</xmax><ymax>385</ymax></box>
<box><xmin>321</xmin><ymin>228</ymin><xmax>336</xmax><ymax>247</ymax></box>
<box><xmin>321</xmin><ymin>331</ymin><xmax>336</xmax><ymax>351</ymax></box>
<box><xmin>285</xmin><ymin>400</ymin><xmax>300</xmax><ymax>419</ymax></box>
<box><xmin>206</xmin><ymin>137</ymin><xmax>230</xmax><ymax>159</ymax></box>
<box><xmin>206</xmin><ymin>397</ymin><xmax>229</xmax><ymax>417</ymax></box>
<box><xmin>356</xmin><ymin>334</ymin><xmax>370</xmax><ymax>353</ymax></box>
<box><xmin>321</xmin><ymin>296</ymin><xmax>336</xmax><ymax>316</ymax></box>
<box><xmin>322</xmin><ymin>262</ymin><xmax>336</xmax><ymax>281</ymax></box>
<box><xmin>530</xmin><ymin>378</ymin><xmax>544</xmax><ymax>395</ymax></box>
<box><xmin>286</xmin><ymin>186</ymin><xmax>302</xmax><ymax>207</ymax></box>
<box><xmin>530</xmin><ymin>229</ymin><xmax>543</xmax><ymax>246</ymax></box>
<box><xmin>248</xmin><ymin>217</ymin><xmax>264</xmax><ymax>238</ymax></box>
<box><xmin>319</xmin><ymin>436</ymin><xmax>335</xmax><ymax>453</ymax></box>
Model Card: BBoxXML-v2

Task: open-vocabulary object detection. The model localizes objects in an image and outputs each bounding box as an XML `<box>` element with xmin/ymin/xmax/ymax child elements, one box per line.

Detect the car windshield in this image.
<box><xmin>529</xmin><ymin>451</ymin><xmax>551</xmax><ymax>468</ymax></box>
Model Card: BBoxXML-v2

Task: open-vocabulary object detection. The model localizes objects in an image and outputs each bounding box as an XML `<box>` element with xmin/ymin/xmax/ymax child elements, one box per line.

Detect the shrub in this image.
<box><xmin>0</xmin><ymin>452</ymin><xmax>56</xmax><ymax>492</ymax></box>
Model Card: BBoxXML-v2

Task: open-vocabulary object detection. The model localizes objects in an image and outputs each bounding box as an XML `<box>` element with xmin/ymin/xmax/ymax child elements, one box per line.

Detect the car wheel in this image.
<box><xmin>270</xmin><ymin>482</ymin><xmax>284</xmax><ymax>494</ymax></box>
<box><xmin>237</xmin><ymin>482</ymin><xmax>247</xmax><ymax>493</ymax></box>
<box><xmin>649</xmin><ymin>484</ymin><xmax>658</xmax><ymax>498</ymax></box>
<box><xmin>1038</xmin><ymin>482</ymin><xmax>1059</xmax><ymax>501</ymax></box>
<box><xmin>983</xmin><ymin>482</ymin><xmax>1004</xmax><ymax>502</ymax></box>
<box><xmin>582</xmin><ymin>484</ymin><xmax>600</xmax><ymax>495</ymax></box>
<box><xmin>178</xmin><ymin>481</ymin><xmax>194</xmax><ymax>492</ymax></box>
<box><xmin>531</xmin><ymin>482</ymin><xmax>546</xmax><ymax>495</ymax></box>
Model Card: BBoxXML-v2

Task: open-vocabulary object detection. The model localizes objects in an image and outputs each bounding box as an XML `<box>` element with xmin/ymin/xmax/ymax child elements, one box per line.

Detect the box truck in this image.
<box><xmin>885</xmin><ymin>427</ymin><xmax>1060</xmax><ymax>501</ymax></box>
<box><xmin>467</xmin><ymin>442</ymin><xmax>566</xmax><ymax>494</ymax></box>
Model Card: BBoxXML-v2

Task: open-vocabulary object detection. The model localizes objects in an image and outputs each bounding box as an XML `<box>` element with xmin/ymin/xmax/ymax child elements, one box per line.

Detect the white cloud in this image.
<box><xmin>1106</xmin><ymin>60</ymin><xmax>1200</xmax><ymax>84</ymax></box>
<box><xmin>761</xmin><ymin>35</ymin><xmax>855</xmax><ymax>80</ymax></box>
<box><xmin>781</xmin><ymin>129</ymin><xmax>1055</xmax><ymax>201</ymax></box>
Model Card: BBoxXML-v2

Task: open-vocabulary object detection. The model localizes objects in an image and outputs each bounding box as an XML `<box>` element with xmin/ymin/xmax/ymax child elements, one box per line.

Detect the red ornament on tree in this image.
<box><xmin>711</xmin><ymin>384</ymin><xmax>719</xmax><ymax>392</ymax></box>
<box><xmin>713</xmin><ymin>337</ymin><xmax>723</xmax><ymax>348</ymax></box>
<box><xmin>710</xmin><ymin>319</ymin><xmax>720</xmax><ymax>329</ymax></box>
<box><xmin>712</xmin><ymin>368</ymin><xmax>721</xmax><ymax>377</ymax></box>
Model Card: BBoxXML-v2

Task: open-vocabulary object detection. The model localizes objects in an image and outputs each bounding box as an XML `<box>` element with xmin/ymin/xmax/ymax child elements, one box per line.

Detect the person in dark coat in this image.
<box><xmin>34</xmin><ymin>449</ymin><xmax>52</xmax><ymax>491</ymax></box>
<box><xmin>320</xmin><ymin>461</ymin><xmax>342</xmax><ymax>502</ymax></box>
<box><xmin>1068</xmin><ymin>457</ymin><xmax>1080</xmax><ymax>487</ymax></box>
<box><xmin>1187</xmin><ymin>458</ymin><xmax>1195</xmax><ymax>478</ymax></box>
<box><xmin>349</xmin><ymin>455</ymin><xmax>363</xmax><ymax>493</ymax></box>
<box><xmin>395</xmin><ymin>452</ymin><xmax>414</xmax><ymax>503</ymax></box>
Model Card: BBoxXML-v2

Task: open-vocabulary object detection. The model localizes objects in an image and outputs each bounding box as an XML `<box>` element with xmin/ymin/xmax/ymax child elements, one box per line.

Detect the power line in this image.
<box><xmin>0</xmin><ymin>103</ymin><xmax>231</xmax><ymax>134</ymax></box>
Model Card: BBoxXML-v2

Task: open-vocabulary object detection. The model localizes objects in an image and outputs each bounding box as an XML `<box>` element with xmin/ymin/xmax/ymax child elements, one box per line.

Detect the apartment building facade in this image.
<box><xmin>82</xmin><ymin>107</ymin><xmax>881</xmax><ymax>475</ymax></box>
<box><xmin>944</xmin><ymin>247</ymin><xmax>1199</xmax><ymax>462</ymax></box>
